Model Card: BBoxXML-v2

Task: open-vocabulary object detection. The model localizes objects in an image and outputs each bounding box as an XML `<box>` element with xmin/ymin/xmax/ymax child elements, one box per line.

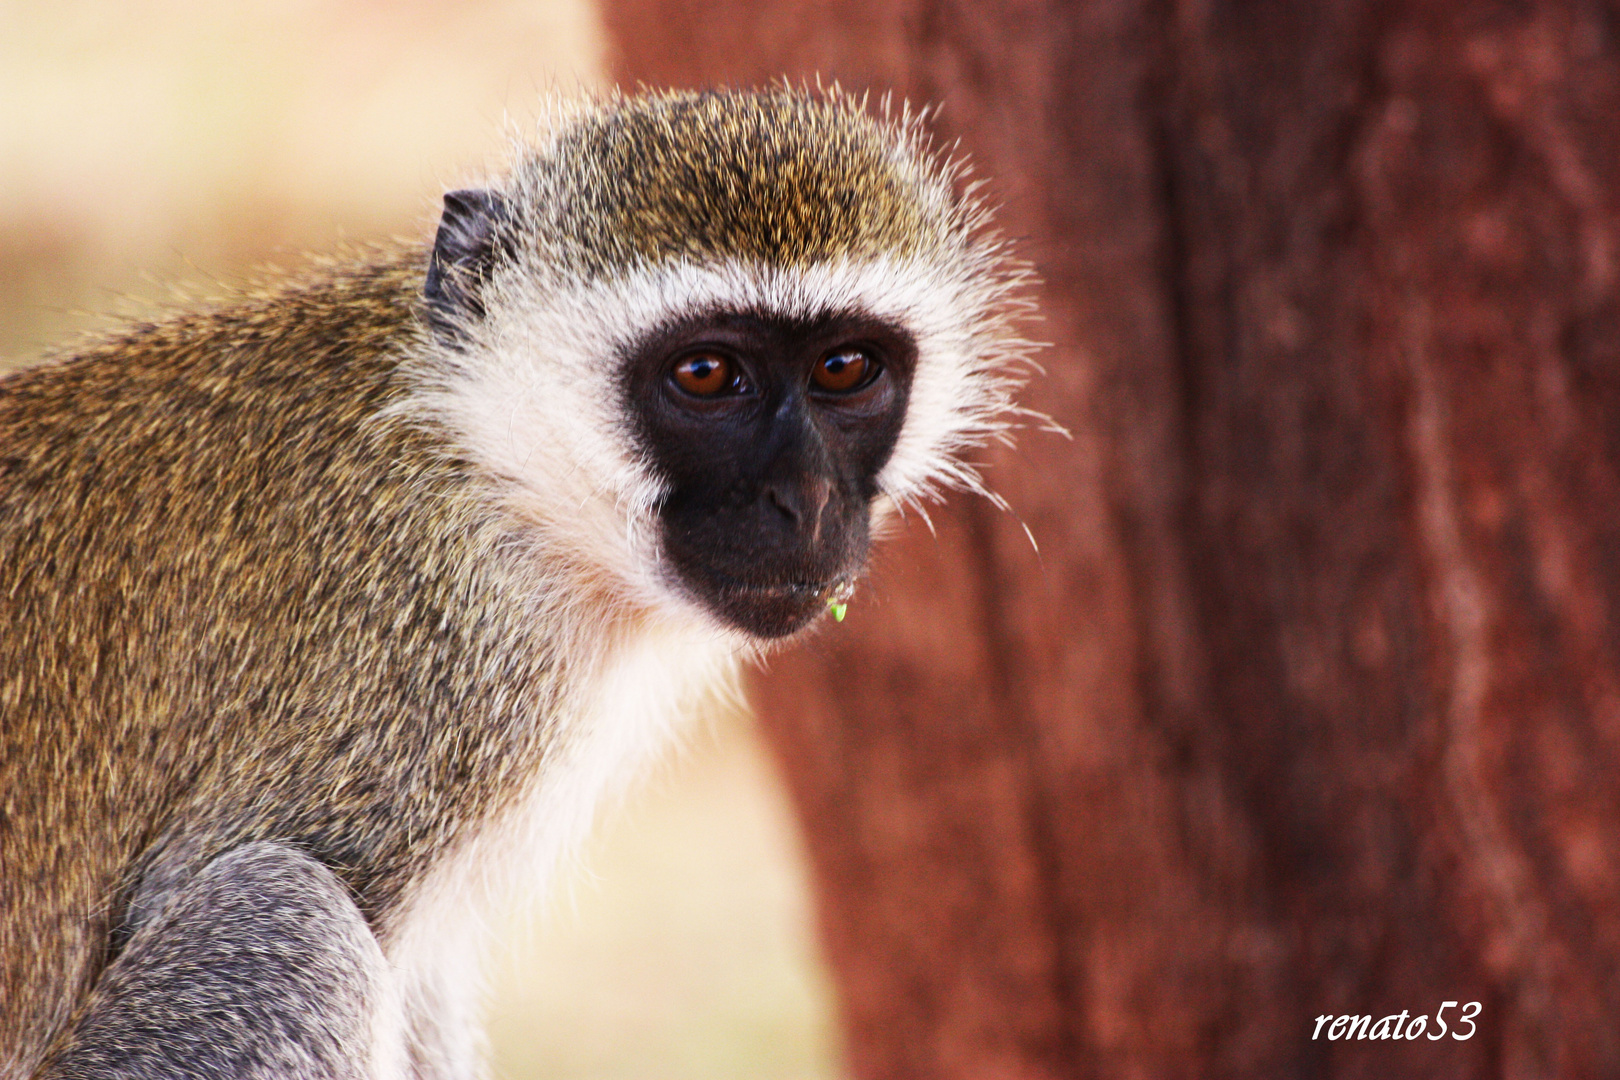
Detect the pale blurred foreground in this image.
<box><xmin>489</xmin><ymin>710</ymin><xmax>844</xmax><ymax>1080</ymax></box>
<box><xmin>0</xmin><ymin>3</ymin><xmax>846</xmax><ymax>1077</ymax></box>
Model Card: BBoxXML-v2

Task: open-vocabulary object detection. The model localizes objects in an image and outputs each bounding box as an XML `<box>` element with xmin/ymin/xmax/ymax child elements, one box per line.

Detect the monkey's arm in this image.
<box><xmin>37</xmin><ymin>843</ymin><xmax>398</xmax><ymax>1080</ymax></box>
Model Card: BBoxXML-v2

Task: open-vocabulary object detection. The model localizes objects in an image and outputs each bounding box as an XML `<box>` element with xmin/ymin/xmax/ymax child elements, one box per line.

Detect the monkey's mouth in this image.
<box><xmin>720</xmin><ymin>578</ymin><xmax>836</xmax><ymax>601</ymax></box>
<box><xmin>680</xmin><ymin>565</ymin><xmax>853</xmax><ymax>639</ymax></box>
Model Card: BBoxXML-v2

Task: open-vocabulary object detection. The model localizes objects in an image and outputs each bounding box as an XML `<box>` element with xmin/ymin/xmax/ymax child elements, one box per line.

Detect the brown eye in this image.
<box><xmin>812</xmin><ymin>347</ymin><xmax>874</xmax><ymax>393</ymax></box>
<box><xmin>671</xmin><ymin>352</ymin><xmax>733</xmax><ymax>396</ymax></box>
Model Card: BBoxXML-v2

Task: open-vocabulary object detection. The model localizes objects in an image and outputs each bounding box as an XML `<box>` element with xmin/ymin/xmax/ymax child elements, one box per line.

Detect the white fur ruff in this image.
<box><xmin>407</xmin><ymin>252</ymin><xmax>1033</xmax><ymax>626</ymax></box>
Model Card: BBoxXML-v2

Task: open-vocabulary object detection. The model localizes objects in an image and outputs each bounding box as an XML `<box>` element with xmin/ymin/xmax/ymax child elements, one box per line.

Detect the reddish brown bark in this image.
<box><xmin>600</xmin><ymin>2</ymin><xmax>1620</xmax><ymax>1077</ymax></box>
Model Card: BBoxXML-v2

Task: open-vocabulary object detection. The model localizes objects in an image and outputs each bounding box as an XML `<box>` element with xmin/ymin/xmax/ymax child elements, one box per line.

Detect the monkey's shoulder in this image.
<box><xmin>6</xmin><ymin>253</ymin><xmax>420</xmax><ymax>405</ymax></box>
<box><xmin>0</xmin><ymin>255</ymin><xmax>443</xmax><ymax>511</ymax></box>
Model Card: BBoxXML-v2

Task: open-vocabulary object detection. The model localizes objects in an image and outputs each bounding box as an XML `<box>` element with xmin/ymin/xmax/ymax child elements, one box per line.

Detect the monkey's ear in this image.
<box><xmin>424</xmin><ymin>189</ymin><xmax>509</xmax><ymax>338</ymax></box>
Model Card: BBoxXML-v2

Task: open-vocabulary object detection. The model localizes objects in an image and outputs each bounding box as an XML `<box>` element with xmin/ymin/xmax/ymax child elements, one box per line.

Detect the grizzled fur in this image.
<box><xmin>515</xmin><ymin>89</ymin><xmax>967</xmax><ymax>276</ymax></box>
<box><xmin>0</xmin><ymin>88</ymin><xmax>1034</xmax><ymax>1077</ymax></box>
<box><xmin>0</xmin><ymin>259</ymin><xmax>557</xmax><ymax>1074</ymax></box>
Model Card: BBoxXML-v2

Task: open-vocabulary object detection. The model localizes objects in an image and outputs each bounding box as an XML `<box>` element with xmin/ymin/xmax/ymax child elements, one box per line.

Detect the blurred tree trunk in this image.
<box><xmin>600</xmin><ymin>2</ymin><xmax>1620</xmax><ymax>1076</ymax></box>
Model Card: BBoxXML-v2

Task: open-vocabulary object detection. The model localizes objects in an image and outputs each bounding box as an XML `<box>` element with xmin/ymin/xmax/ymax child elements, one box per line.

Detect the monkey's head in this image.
<box><xmin>416</xmin><ymin>89</ymin><xmax>1033</xmax><ymax>640</ymax></box>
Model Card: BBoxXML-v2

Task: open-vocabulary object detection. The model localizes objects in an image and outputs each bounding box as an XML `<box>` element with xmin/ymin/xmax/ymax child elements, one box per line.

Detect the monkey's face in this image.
<box><xmin>421</xmin><ymin>94</ymin><xmax>1033</xmax><ymax>640</ymax></box>
<box><xmin>624</xmin><ymin>310</ymin><xmax>915</xmax><ymax>638</ymax></box>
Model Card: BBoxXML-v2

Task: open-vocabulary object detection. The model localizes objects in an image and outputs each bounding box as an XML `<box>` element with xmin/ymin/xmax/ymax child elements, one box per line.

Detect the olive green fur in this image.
<box><xmin>0</xmin><ymin>256</ymin><xmax>560</xmax><ymax>1070</ymax></box>
<box><xmin>510</xmin><ymin>88</ymin><xmax>978</xmax><ymax>278</ymax></box>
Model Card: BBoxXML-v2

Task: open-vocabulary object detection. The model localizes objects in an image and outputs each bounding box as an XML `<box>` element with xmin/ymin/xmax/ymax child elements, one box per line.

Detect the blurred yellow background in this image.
<box><xmin>0</xmin><ymin>3</ymin><xmax>845</xmax><ymax>1077</ymax></box>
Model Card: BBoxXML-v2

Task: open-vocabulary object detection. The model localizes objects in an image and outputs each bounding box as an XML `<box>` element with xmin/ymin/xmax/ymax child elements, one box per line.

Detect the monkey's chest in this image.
<box><xmin>377</xmin><ymin>617</ymin><xmax>740</xmax><ymax>998</ymax></box>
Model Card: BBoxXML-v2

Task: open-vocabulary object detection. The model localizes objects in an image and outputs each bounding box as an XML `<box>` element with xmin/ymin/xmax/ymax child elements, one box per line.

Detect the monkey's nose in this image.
<box><xmin>764</xmin><ymin>478</ymin><xmax>834</xmax><ymax>539</ymax></box>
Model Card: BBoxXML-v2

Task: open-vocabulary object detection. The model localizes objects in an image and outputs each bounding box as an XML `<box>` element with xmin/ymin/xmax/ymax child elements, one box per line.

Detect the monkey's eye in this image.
<box><xmin>670</xmin><ymin>352</ymin><xmax>743</xmax><ymax>397</ymax></box>
<box><xmin>811</xmin><ymin>347</ymin><xmax>877</xmax><ymax>393</ymax></box>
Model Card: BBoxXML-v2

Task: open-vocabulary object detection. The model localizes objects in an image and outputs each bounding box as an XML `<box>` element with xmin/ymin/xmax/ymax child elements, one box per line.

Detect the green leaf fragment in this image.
<box><xmin>829</xmin><ymin>600</ymin><xmax>847</xmax><ymax>622</ymax></box>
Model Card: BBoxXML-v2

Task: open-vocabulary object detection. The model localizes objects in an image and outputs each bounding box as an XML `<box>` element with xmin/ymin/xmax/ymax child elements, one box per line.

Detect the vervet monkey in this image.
<box><xmin>0</xmin><ymin>88</ymin><xmax>1034</xmax><ymax>1078</ymax></box>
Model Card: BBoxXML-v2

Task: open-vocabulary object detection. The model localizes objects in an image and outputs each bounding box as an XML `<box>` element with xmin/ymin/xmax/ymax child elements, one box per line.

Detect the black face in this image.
<box><xmin>623</xmin><ymin>310</ymin><xmax>915</xmax><ymax>638</ymax></box>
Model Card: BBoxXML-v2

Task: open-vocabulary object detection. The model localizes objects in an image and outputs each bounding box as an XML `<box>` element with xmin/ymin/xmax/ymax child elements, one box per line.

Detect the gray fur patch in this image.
<box><xmin>39</xmin><ymin>844</ymin><xmax>391</xmax><ymax>1080</ymax></box>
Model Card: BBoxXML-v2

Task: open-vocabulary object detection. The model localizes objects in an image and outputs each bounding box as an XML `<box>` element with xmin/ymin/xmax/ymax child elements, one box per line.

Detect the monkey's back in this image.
<box><xmin>0</xmin><ymin>260</ymin><xmax>556</xmax><ymax>1069</ymax></box>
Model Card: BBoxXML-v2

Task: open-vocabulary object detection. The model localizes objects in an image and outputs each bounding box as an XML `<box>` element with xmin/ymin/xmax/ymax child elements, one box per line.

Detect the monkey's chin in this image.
<box><xmin>691</xmin><ymin>575</ymin><xmax>847</xmax><ymax>640</ymax></box>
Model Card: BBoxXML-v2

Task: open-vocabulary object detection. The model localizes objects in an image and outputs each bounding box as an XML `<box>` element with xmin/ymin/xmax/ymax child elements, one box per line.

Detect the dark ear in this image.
<box><xmin>423</xmin><ymin>188</ymin><xmax>509</xmax><ymax>338</ymax></box>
